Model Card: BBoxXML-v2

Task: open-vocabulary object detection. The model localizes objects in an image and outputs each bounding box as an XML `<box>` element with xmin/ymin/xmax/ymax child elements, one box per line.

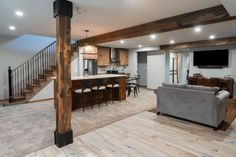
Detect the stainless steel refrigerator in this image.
<box><xmin>83</xmin><ymin>59</ymin><xmax>97</xmax><ymax>75</ymax></box>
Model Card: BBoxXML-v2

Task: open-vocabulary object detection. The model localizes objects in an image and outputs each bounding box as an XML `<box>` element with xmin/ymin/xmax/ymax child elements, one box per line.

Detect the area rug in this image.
<box><xmin>149</xmin><ymin>99</ymin><xmax>236</xmax><ymax>131</ymax></box>
<box><xmin>0</xmin><ymin>88</ymin><xmax>156</xmax><ymax>157</ymax></box>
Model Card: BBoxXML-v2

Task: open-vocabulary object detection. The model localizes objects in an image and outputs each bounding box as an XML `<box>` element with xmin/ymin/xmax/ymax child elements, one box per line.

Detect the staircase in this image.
<box><xmin>8</xmin><ymin>41</ymin><xmax>79</xmax><ymax>104</ymax></box>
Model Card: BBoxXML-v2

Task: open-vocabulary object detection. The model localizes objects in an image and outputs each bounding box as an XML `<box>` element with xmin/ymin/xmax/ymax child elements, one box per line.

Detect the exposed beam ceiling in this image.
<box><xmin>221</xmin><ymin>0</ymin><xmax>236</xmax><ymax>16</ymax></box>
<box><xmin>160</xmin><ymin>36</ymin><xmax>236</xmax><ymax>50</ymax></box>
<box><xmin>0</xmin><ymin>0</ymin><xmax>221</xmax><ymax>39</ymax></box>
<box><xmin>79</xmin><ymin>5</ymin><xmax>236</xmax><ymax>45</ymax></box>
<box><xmin>100</xmin><ymin>20</ymin><xmax>236</xmax><ymax>48</ymax></box>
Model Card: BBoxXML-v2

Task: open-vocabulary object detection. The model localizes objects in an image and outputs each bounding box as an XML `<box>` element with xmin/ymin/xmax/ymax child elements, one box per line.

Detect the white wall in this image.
<box><xmin>147</xmin><ymin>51</ymin><xmax>165</xmax><ymax>89</ymax></box>
<box><xmin>189</xmin><ymin>52</ymin><xmax>232</xmax><ymax>77</ymax></box>
<box><xmin>231</xmin><ymin>50</ymin><xmax>236</xmax><ymax>96</ymax></box>
<box><xmin>30</xmin><ymin>80</ymin><xmax>54</xmax><ymax>101</ymax></box>
<box><xmin>181</xmin><ymin>52</ymin><xmax>190</xmax><ymax>84</ymax></box>
<box><xmin>127</xmin><ymin>46</ymin><xmax>161</xmax><ymax>77</ymax></box>
<box><xmin>0</xmin><ymin>34</ymin><xmax>55</xmax><ymax>100</ymax></box>
<box><xmin>29</xmin><ymin>56</ymin><xmax>80</xmax><ymax>101</ymax></box>
<box><xmin>127</xmin><ymin>46</ymin><xmax>166</xmax><ymax>89</ymax></box>
<box><xmin>187</xmin><ymin>49</ymin><xmax>236</xmax><ymax>96</ymax></box>
<box><xmin>127</xmin><ymin>46</ymin><xmax>236</xmax><ymax>93</ymax></box>
<box><xmin>71</xmin><ymin>57</ymin><xmax>79</xmax><ymax>76</ymax></box>
<box><xmin>0</xmin><ymin>34</ymin><xmax>17</xmax><ymax>46</ymax></box>
<box><xmin>126</xmin><ymin>48</ymin><xmax>138</xmax><ymax>76</ymax></box>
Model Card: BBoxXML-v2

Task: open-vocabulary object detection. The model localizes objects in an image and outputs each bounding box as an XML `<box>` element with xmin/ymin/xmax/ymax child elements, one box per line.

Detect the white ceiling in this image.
<box><xmin>0</xmin><ymin>0</ymin><xmax>221</xmax><ymax>39</ymax></box>
<box><xmin>100</xmin><ymin>20</ymin><xmax>236</xmax><ymax>48</ymax></box>
<box><xmin>220</xmin><ymin>0</ymin><xmax>236</xmax><ymax>16</ymax></box>
<box><xmin>1</xmin><ymin>0</ymin><xmax>236</xmax><ymax>48</ymax></box>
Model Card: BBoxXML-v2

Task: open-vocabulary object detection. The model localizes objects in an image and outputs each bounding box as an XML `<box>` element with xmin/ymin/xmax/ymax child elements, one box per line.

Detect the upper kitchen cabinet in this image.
<box><xmin>116</xmin><ymin>48</ymin><xmax>129</xmax><ymax>66</ymax></box>
<box><xmin>82</xmin><ymin>45</ymin><xmax>98</xmax><ymax>60</ymax></box>
<box><xmin>97</xmin><ymin>46</ymin><xmax>111</xmax><ymax>67</ymax></box>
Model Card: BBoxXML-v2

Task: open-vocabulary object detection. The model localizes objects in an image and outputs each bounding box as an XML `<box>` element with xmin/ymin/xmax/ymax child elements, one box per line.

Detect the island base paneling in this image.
<box><xmin>71</xmin><ymin>75</ymin><xmax>126</xmax><ymax>111</ymax></box>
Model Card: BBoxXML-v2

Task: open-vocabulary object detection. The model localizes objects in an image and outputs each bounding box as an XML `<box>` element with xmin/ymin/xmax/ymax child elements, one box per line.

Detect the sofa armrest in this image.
<box><xmin>213</xmin><ymin>90</ymin><xmax>229</xmax><ymax>126</ymax></box>
<box><xmin>215</xmin><ymin>90</ymin><xmax>230</xmax><ymax>103</ymax></box>
<box><xmin>154</xmin><ymin>89</ymin><xmax>158</xmax><ymax>95</ymax></box>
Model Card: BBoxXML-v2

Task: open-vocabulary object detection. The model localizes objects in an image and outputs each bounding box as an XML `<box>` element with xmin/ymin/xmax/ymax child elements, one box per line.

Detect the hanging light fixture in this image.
<box><xmin>82</xmin><ymin>30</ymin><xmax>97</xmax><ymax>55</ymax></box>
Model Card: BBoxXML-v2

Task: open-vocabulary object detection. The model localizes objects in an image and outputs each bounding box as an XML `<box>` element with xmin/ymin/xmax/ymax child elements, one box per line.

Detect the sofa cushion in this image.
<box><xmin>162</xmin><ymin>82</ymin><xmax>186</xmax><ymax>89</ymax></box>
<box><xmin>186</xmin><ymin>85</ymin><xmax>219</xmax><ymax>93</ymax></box>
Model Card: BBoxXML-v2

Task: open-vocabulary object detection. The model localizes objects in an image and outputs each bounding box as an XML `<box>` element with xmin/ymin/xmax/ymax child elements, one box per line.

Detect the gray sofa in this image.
<box><xmin>154</xmin><ymin>83</ymin><xmax>230</xmax><ymax>129</ymax></box>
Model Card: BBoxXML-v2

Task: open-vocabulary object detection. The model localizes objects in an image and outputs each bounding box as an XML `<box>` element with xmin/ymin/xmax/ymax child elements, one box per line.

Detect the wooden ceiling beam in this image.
<box><xmin>160</xmin><ymin>36</ymin><xmax>236</xmax><ymax>50</ymax></box>
<box><xmin>79</xmin><ymin>5</ymin><xmax>236</xmax><ymax>45</ymax></box>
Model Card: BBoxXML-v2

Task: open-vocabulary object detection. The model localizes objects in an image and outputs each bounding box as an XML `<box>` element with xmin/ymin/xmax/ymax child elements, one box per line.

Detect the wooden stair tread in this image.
<box><xmin>8</xmin><ymin>43</ymin><xmax>78</xmax><ymax>104</ymax></box>
<box><xmin>24</xmin><ymin>90</ymin><xmax>33</xmax><ymax>93</ymax></box>
<box><xmin>51</xmin><ymin>66</ymin><xmax>56</xmax><ymax>70</ymax></box>
<box><xmin>13</xmin><ymin>96</ymin><xmax>26</xmax><ymax>100</ymax></box>
<box><xmin>33</xmin><ymin>83</ymin><xmax>40</xmax><ymax>86</ymax></box>
<box><xmin>31</xmin><ymin>84</ymin><xmax>40</xmax><ymax>87</ymax></box>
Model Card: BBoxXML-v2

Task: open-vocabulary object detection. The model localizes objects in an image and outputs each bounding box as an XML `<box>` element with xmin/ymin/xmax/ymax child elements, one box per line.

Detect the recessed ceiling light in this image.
<box><xmin>194</xmin><ymin>26</ymin><xmax>202</xmax><ymax>33</ymax></box>
<box><xmin>150</xmin><ymin>34</ymin><xmax>156</xmax><ymax>40</ymax></box>
<box><xmin>209</xmin><ymin>35</ymin><xmax>215</xmax><ymax>40</ymax></box>
<box><xmin>138</xmin><ymin>45</ymin><xmax>142</xmax><ymax>48</ymax></box>
<box><xmin>15</xmin><ymin>10</ymin><xmax>24</xmax><ymax>17</ymax></box>
<box><xmin>170</xmin><ymin>40</ymin><xmax>175</xmax><ymax>44</ymax></box>
<box><xmin>120</xmin><ymin>40</ymin><xmax>125</xmax><ymax>44</ymax></box>
<box><xmin>9</xmin><ymin>26</ymin><xmax>16</xmax><ymax>31</ymax></box>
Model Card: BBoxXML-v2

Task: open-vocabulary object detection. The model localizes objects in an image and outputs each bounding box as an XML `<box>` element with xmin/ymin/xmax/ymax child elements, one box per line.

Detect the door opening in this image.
<box><xmin>137</xmin><ymin>52</ymin><xmax>147</xmax><ymax>87</ymax></box>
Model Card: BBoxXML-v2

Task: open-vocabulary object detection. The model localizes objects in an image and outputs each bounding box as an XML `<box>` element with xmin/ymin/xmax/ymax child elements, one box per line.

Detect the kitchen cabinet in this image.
<box><xmin>97</xmin><ymin>46</ymin><xmax>111</xmax><ymax>67</ymax></box>
<box><xmin>116</xmin><ymin>48</ymin><xmax>129</xmax><ymax>66</ymax></box>
<box><xmin>83</xmin><ymin>54</ymin><xmax>97</xmax><ymax>60</ymax></box>
<box><xmin>83</xmin><ymin>45</ymin><xmax>98</xmax><ymax>60</ymax></box>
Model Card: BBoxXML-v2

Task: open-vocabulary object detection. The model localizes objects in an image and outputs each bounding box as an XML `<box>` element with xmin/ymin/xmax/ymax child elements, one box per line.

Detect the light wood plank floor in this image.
<box><xmin>25</xmin><ymin>111</ymin><xmax>236</xmax><ymax>157</ymax></box>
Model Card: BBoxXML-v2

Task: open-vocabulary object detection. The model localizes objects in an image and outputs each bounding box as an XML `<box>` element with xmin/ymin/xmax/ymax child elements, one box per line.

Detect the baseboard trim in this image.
<box><xmin>28</xmin><ymin>98</ymin><xmax>54</xmax><ymax>103</ymax></box>
<box><xmin>0</xmin><ymin>99</ymin><xmax>8</xmax><ymax>101</ymax></box>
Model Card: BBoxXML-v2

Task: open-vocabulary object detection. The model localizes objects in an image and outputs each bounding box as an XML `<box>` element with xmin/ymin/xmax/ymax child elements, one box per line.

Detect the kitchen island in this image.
<box><xmin>71</xmin><ymin>74</ymin><xmax>127</xmax><ymax>110</ymax></box>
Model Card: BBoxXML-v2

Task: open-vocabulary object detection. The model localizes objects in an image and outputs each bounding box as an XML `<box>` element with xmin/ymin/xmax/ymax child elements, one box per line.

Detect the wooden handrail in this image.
<box><xmin>8</xmin><ymin>40</ymin><xmax>79</xmax><ymax>102</ymax></box>
<box><xmin>12</xmin><ymin>41</ymin><xmax>56</xmax><ymax>71</ymax></box>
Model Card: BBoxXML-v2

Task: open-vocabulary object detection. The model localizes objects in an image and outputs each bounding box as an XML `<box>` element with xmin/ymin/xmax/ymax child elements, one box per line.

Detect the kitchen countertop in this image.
<box><xmin>52</xmin><ymin>74</ymin><xmax>127</xmax><ymax>81</ymax></box>
<box><xmin>71</xmin><ymin>74</ymin><xmax>127</xmax><ymax>80</ymax></box>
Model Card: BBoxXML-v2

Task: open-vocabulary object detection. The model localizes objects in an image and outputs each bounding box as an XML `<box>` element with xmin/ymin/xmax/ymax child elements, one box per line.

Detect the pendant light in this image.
<box><xmin>82</xmin><ymin>30</ymin><xmax>97</xmax><ymax>55</ymax></box>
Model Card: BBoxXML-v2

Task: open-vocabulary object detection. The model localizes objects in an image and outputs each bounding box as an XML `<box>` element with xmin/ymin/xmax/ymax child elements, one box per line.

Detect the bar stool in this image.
<box><xmin>135</xmin><ymin>75</ymin><xmax>141</xmax><ymax>92</ymax></box>
<box><xmin>92</xmin><ymin>79</ymin><xmax>108</xmax><ymax>107</ymax></box>
<box><xmin>106</xmin><ymin>77</ymin><xmax>120</xmax><ymax>103</ymax></box>
<box><xmin>127</xmin><ymin>83</ymin><xmax>138</xmax><ymax>98</ymax></box>
<box><xmin>72</xmin><ymin>79</ymin><xmax>93</xmax><ymax>112</ymax></box>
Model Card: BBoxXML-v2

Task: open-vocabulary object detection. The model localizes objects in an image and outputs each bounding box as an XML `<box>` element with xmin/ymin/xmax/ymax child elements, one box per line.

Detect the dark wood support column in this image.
<box><xmin>53</xmin><ymin>0</ymin><xmax>73</xmax><ymax>148</ymax></box>
<box><xmin>119</xmin><ymin>76</ymin><xmax>127</xmax><ymax>100</ymax></box>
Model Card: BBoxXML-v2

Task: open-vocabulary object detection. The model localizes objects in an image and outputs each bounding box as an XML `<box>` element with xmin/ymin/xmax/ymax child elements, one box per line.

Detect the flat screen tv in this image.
<box><xmin>193</xmin><ymin>49</ymin><xmax>229</xmax><ymax>68</ymax></box>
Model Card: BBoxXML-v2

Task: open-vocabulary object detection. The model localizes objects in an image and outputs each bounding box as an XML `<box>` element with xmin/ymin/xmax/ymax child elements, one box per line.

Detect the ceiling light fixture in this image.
<box><xmin>9</xmin><ymin>26</ymin><xmax>16</xmax><ymax>31</ymax></box>
<box><xmin>170</xmin><ymin>40</ymin><xmax>175</xmax><ymax>44</ymax></box>
<box><xmin>138</xmin><ymin>45</ymin><xmax>142</xmax><ymax>48</ymax></box>
<box><xmin>194</xmin><ymin>26</ymin><xmax>202</xmax><ymax>33</ymax></box>
<box><xmin>82</xmin><ymin>30</ymin><xmax>97</xmax><ymax>55</ymax></box>
<box><xmin>209</xmin><ymin>35</ymin><xmax>215</xmax><ymax>40</ymax></box>
<box><xmin>15</xmin><ymin>10</ymin><xmax>24</xmax><ymax>17</ymax></box>
<box><xmin>120</xmin><ymin>40</ymin><xmax>125</xmax><ymax>44</ymax></box>
<box><xmin>150</xmin><ymin>34</ymin><xmax>156</xmax><ymax>40</ymax></box>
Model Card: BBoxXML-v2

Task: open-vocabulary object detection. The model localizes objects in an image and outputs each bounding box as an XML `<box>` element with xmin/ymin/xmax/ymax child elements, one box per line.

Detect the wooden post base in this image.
<box><xmin>54</xmin><ymin>130</ymin><xmax>73</xmax><ymax>148</ymax></box>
